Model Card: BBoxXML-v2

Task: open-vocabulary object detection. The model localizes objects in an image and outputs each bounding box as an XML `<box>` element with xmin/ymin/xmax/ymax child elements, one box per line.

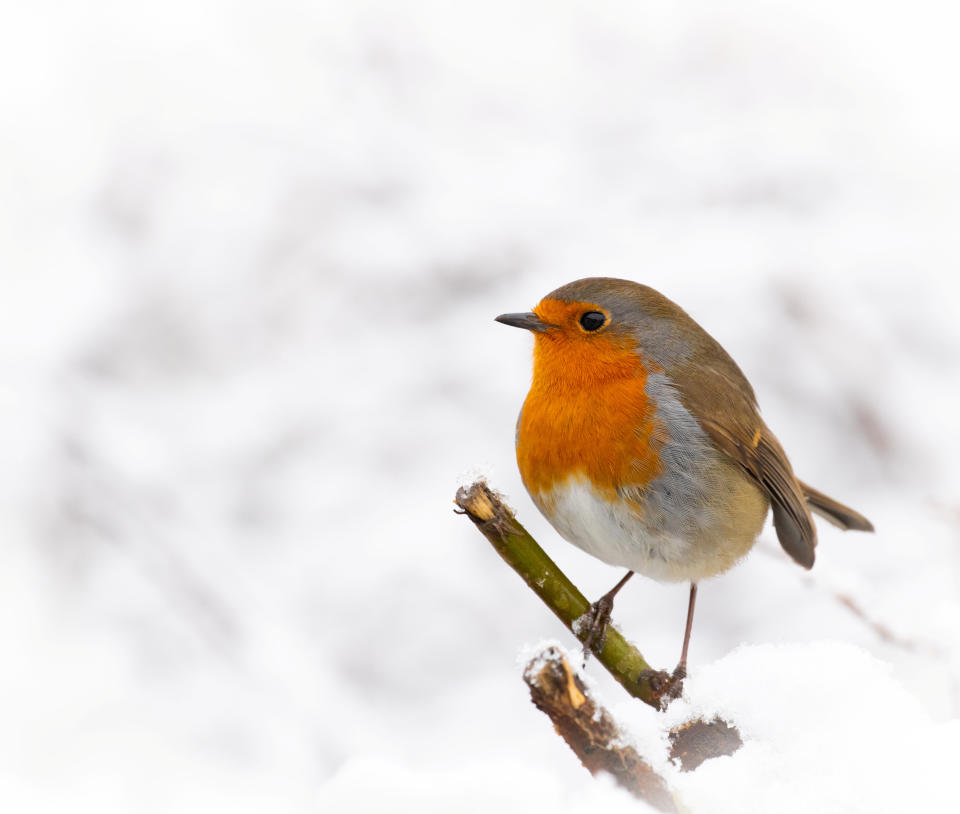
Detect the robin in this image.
<box><xmin>496</xmin><ymin>277</ymin><xmax>873</xmax><ymax>689</ymax></box>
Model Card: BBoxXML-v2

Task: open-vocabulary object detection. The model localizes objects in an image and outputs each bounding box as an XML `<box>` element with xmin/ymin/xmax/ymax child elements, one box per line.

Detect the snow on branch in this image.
<box><xmin>523</xmin><ymin>646</ymin><xmax>678</xmax><ymax>811</ymax></box>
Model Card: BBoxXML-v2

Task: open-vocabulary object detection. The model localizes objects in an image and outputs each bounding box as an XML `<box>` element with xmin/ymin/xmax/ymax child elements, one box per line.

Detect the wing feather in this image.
<box><xmin>665</xmin><ymin>355</ymin><xmax>818</xmax><ymax>569</ymax></box>
<box><xmin>700</xmin><ymin>417</ymin><xmax>816</xmax><ymax>568</ymax></box>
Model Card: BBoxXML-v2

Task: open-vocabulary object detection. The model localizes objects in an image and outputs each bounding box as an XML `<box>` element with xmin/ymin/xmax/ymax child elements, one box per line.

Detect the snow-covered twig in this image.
<box><xmin>524</xmin><ymin>646</ymin><xmax>678</xmax><ymax>811</ymax></box>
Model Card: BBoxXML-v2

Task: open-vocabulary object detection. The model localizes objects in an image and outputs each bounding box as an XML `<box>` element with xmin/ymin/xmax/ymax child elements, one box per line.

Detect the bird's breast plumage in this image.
<box><xmin>516</xmin><ymin>362</ymin><xmax>662</xmax><ymax>502</ymax></box>
<box><xmin>516</xmin><ymin>344</ymin><xmax>769</xmax><ymax>581</ymax></box>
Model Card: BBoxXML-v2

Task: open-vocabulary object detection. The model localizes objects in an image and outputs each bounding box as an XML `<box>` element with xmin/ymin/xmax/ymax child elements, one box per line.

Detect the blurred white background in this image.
<box><xmin>2</xmin><ymin>1</ymin><xmax>959</xmax><ymax>811</ymax></box>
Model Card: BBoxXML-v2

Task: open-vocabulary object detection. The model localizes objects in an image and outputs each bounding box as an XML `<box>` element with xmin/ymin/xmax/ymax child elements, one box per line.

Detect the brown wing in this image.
<box><xmin>699</xmin><ymin>416</ymin><xmax>817</xmax><ymax>568</ymax></box>
<box><xmin>668</xmin><ymin>359</ymin><xmax>817</xmax><ymax>569</ymax></box>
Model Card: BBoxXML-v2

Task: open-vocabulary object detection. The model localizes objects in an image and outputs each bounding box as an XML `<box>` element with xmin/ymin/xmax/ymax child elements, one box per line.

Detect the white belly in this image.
<box><xmin>533</xmin><ymin>474</ymin><xmax>699</xmax><ymax>582</ymax></box>
<box><xmin>532</xmin><ymin>466</ymin><xmax>767</xmax><ymax>583</ymax></box>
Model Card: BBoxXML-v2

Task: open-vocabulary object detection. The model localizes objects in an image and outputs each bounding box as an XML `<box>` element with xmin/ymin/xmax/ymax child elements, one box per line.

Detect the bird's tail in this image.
<box><xmin>799</xmin><ymin>481</ymin><xmax>874</xmax><ymax>532</ymax></box>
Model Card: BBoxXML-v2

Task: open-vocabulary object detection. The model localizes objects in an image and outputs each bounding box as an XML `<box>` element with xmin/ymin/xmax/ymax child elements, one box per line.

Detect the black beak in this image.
<box><xmin>495</xmin><ymin>312</ymin><xmax>554</xmax><ymax>332</ymax></box>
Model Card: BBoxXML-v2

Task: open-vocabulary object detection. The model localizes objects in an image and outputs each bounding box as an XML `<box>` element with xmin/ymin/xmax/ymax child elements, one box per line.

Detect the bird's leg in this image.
<box><xmin>581</xmin><ymin>570</ymin><xmax>634</xmax><ymax>656</ymax></box>
<box><xmin>638</xmin><ymin>582</ymin><xmax>698</xmax><ymax>707</ymax></box>
<box><xmin>667</xmin><ymin>582</ymin><xmax>698</xmax><ymax>695</ymax></box>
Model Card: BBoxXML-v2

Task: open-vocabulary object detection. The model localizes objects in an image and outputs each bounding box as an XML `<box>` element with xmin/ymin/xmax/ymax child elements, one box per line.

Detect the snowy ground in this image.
<box><xmin>3</xmin><ymin>1</ymin><xmax>960</xmax><ymax>811</ymax></box>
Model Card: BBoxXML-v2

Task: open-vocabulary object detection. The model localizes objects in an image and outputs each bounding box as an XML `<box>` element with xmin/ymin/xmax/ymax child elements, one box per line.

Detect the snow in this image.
<box><xmin>318</xmin><ymin>756</ymin><xmax>648</xmax><ymax>814</ymax></box>
<box><xmin>3</xmin><ymin>0</ymin><xmax>960</xmax><ymax>811</ymax></box>
<box><xmin>659</xmin><ymin>642</ymin><xmax>960</xmax><ymax>813</ymax></box>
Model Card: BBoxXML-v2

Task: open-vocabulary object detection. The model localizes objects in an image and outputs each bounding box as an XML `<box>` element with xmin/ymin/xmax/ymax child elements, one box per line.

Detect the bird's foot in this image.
<box><xmin>640</xmin><ymin>663</ymin><xmax>687</xmax><ymax>709</ymax></box>
<box><xmin>579</xmin><ymin>594</ymin><xmax>615</xmax><ymax>658</ymax></box>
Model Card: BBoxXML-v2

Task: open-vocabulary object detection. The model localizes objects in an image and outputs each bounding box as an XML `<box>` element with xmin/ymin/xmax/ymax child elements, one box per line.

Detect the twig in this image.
<box><xmin>524</xmin><ymin>647</ymin><xmax>678</xmax><ymax>811</ymax></box>
<box><xmin>832</xmin><ymin>592</ymin><xmax>940</xmax><ymax>655</ymax></box>
<box><xmin>458</xmin><ymin>480</ymin><xmax>744</xmax><ymax>795</ymax></box>
<box><xmin>669</xmin><ymin>718</ymin><xmax>743</xmax><ymax>772</ymax></box>
<box><xmin>455</xmin><ymin>479</ymin><xmax>665</xmax><ymax>708</ymax></box>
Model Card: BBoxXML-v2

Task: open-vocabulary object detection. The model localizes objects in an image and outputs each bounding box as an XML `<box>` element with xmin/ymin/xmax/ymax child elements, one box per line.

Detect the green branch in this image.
<box><xmin>455</xmin><ymin>479</ymin><xmax>665</xmax><ymax>709</ymax></box>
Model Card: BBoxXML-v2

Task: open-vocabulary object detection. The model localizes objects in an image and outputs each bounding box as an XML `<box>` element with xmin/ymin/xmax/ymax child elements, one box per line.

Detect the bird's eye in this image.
<box><xmin>579</xmin><ymin>311</ymin><xmax>607</xmax><ymax>331</ymax></box>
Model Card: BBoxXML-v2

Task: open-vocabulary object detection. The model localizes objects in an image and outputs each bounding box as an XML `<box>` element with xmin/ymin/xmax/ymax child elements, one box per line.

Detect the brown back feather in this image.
<box><xmin>667</xmin><ymin>355</ymin><xmax>818</xmax><ymax>570</ymax></box>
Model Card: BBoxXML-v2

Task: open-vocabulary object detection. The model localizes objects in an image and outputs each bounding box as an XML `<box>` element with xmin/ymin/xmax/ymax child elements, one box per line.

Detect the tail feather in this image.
<box><xmin>799</xmin><ymin>481</ymin><xmax>874</xmax><ymax>532</ymax></box>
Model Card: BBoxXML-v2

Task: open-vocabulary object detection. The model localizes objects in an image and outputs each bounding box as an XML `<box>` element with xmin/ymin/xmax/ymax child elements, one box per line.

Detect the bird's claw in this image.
<box><xmin>640</xmin><ymin>664</ymin><xmax>687</xmax><ymax>709</ymax></box>
<box><xmin>580</xmin><ymin>595</ymin><xmax>615</xmax><ymax>658</ymax></box>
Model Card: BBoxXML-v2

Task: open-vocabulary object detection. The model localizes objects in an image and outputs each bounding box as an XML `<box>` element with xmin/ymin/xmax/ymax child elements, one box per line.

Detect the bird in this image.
<box><xmin>496</xmin><ymin>277</ymin><xmax>873</xmax><ymax>692</ymax></box>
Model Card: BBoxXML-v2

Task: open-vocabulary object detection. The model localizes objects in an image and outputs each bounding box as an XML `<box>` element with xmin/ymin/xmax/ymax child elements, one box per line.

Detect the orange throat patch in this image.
<box><xmin>515</xmin><ymin>300</ymin><xmax>663</xmax><ymax>505</ymax></box>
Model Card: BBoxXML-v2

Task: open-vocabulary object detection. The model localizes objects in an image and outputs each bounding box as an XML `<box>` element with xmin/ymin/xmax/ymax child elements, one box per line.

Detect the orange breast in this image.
<box><xmin>516</xmin><ymin>326</ymin><xmax>662</xmax><ymax>503</ymax></box>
